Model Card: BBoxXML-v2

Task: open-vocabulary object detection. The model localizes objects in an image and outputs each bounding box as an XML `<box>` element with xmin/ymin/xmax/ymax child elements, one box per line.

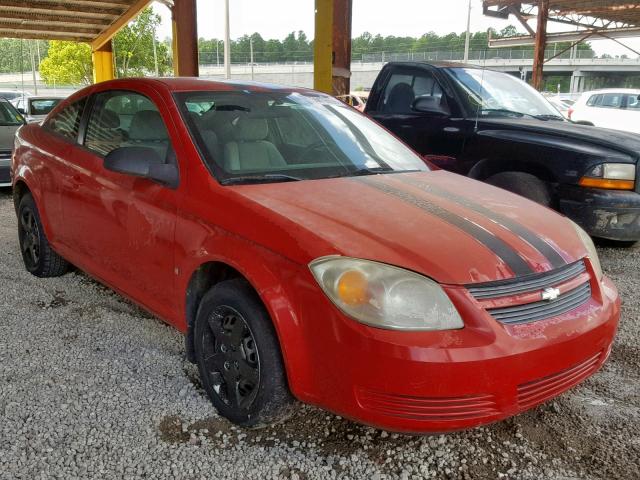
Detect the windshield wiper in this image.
<box><xmin>220</xmin><ymin>174</ymin><xmax>303</xmax><ymax>185</ymax></box>
<box><xmin>337</xmin><ymin>167</ymin><xmax>421</xmax><ymax>178</ymax></box>
<box><xmin>533</xmin><ymin>114</ymin><xmax>565</xmax><ymax>121</ymax></box>
<box><xmin>480</xmin><ymin>108</ymin><xmax>527</xmax><ymax>118</ymax></box>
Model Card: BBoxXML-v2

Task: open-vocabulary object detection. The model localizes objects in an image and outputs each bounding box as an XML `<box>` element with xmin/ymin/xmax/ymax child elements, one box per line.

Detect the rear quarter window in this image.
<box><xmin>44</xmin><ymin>98</ymin><xmax>87</xmax><ymax>142</ymax></box>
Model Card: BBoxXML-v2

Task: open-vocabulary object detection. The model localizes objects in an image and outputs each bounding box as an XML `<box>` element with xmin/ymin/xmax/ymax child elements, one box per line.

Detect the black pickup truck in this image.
<box><xmin>364</xmin><ymin>61</ymin><xmax>640</xmax><ymax>242</ymax></box>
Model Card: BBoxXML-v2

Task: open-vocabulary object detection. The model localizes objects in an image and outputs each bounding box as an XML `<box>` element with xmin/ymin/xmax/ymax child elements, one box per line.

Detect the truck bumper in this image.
<box><xmin>559</xmin><ymin>185</ymin><xmax>640</xmax><ymax>241</ymax></box>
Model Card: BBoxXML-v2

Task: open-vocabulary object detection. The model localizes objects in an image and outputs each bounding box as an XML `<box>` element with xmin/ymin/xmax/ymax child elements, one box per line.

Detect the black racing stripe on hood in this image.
<box><xmin>358</xmin><ymin>177</ymin><xmax>533</xmax><ymax>277</ymax></box>
<box><xmin>398</xmin><ymin>176</ymin><xmax>567</xmax><ymax>269</ymax></box>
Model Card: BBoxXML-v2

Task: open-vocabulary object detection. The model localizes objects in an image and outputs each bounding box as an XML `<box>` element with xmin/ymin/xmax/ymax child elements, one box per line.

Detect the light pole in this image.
<box><xmin>224</xmin><ymin>0</ymin><xmax>231</xmax><ymax>79</ymax></box>
<box><xmin>250</xmin><ymin>37</ymin><xmax>254</xmax><ymax>80</ymax></box>
<box><xmin>464</xmin><ymin>0</ymin><xmax>472</xmax><ymax>62</ymax></box>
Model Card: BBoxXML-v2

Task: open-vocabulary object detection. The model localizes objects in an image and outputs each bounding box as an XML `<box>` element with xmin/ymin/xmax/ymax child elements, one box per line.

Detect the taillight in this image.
<box><xmin>567</xmin><ymin>107</ymin><xmax>574</xmax><ymax>120</ymax></box>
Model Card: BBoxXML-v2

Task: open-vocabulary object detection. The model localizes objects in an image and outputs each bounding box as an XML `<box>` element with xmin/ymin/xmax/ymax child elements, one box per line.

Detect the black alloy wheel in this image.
<box><xmin>18</xmin><ymin>208</ymin><xmax>40</xmax><ymax>271</ymax></box>
<box><xmin>201</xmin><ymin>305</ymin><xmax>260</xmax><ymax>410</ymax></box>
<box><xmin>194</xmin><ymin>278</ymin><xmax>294</xmax><ymax>427</ymax></box>
<box><xmin>17</xmin><ymin>193</ymin><xmax>68</xmax><ymax>277</ymax></box>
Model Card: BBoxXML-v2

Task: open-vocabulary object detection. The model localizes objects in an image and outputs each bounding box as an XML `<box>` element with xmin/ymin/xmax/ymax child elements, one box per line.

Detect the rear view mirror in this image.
<box><xmin>104</xmin><ymin>146</ymin><xmax>179</xmax><ymax>188</ymax></box>
<box><xmin>411</xmin><ymin>96</ymin><xmax>450</xmax><ymax>115</ymax></box>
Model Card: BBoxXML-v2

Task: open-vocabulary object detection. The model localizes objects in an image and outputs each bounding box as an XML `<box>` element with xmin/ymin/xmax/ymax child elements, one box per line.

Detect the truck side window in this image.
<box><xmin>382</xmin><ymin>71</ymin><xmax>443</xmax><ymax>114</ymax></box>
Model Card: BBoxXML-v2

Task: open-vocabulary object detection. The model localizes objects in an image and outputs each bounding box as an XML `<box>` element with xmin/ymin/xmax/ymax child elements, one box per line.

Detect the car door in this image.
<box><xmin>367</xmin><ymin>66</ymin><xmax>466</xmax><ymax>167</ymax></box>
<box><xmin>61</xmin><ymin>87</ymin><xmax>180</xmax><ymax>319</ymax></box>
<box><xmin>31</xmin><ymin>97</ymin><xmax>88</xmax><ymax>246</ymax></box>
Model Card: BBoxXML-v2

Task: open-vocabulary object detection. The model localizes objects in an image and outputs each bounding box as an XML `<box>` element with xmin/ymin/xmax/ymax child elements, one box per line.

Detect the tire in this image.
<box><xmin>486</xmin><ymin>172</ymin><xmax>552</xmax><ymax>207</ymax></box>
<box><xmin>194</xmin><ymin>278</ymin><xmax>294</xmax><ymax>427</ymax></box>
<box><xmin>17</xmin><ymin>193</ymin><xmax>69</xmax><ymax>277</ymax></box>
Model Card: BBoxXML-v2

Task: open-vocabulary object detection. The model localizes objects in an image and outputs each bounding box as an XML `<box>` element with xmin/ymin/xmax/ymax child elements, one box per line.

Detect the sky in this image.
<box><xmin>153</xmin><ymin>0</ymin><xmax>640</xmax><ymax>57</ymax></box>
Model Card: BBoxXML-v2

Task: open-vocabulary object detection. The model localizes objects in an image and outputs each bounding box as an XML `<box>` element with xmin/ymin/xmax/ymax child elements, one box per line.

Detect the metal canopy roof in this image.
<box><xmin>0</xmin><ymin>0</ymin><xmax>151</xmax><ymax>48</ymax></box>
<box><xmin>484</xmin><ymin>1</ymin><xmax>640</xmax><ymax>28</ymax></box>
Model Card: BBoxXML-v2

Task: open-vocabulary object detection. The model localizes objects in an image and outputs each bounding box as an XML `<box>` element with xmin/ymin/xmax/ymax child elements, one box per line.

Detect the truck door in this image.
<box><xmin>366</xmin><ymin>66</ymin><xmax>466</xmax><ymax>170</ymax></box>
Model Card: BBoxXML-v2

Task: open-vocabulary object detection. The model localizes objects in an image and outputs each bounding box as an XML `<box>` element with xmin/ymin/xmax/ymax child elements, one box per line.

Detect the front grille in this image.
<box><xmin>487</xmin><ymin>282</ymin><xmax>591</xmax><ymax>324</ymax></box>
<box><xmin>517</xmin><ymin>351</ymin><xmax>603</xmax><ymax>409</ymax></box>
<box><xmin>468</xmin><ymin>260</ymin><xmax>592</xmax><ymax>325</ymax></box>
<box><xmin>355</xmin><ymin>387</ymin><xmax>499</xmax><ymax>421</ymax></box>
<box><xmin>467</xmin><ymin>261</ymin><xmax>586</xmax><ymax>299</ymax></box>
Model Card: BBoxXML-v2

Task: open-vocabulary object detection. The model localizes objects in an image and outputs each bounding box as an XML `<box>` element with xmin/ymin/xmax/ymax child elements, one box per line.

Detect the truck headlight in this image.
<box><xmin>570</xmin><ymin>221</ymin><xmax>603</xmax><ymax>280</ymax></box>
<box><xmin>579</xmin><ymin>163</ymin><xmax>635</xmax><ymax>190</ymax></box>
<box><xmin>309</xmin><ymin>257</ymin><xmax>463</xmax><ymax>331</ymax></box>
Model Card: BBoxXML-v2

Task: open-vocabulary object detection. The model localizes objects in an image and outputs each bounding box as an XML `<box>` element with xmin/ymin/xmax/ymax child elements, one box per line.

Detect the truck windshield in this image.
<box><xmin>448</xmin><ymin>67</ymin><xmax>563</xmax><ymax>119</ymax></box>
<box><xmin>175</xmin><ymin>90</ymin><xmax>429</xmax><ymax>184</ymax></box>
<box><xmin>0</xmin><ymin>99</ymin><xmax>23</xmax><ymax>126</ymax></box>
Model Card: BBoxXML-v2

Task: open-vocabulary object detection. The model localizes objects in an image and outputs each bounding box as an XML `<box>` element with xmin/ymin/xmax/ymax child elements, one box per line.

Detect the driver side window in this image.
<box><xmin>381</xmin><ymin>70</ymin><xmax>444</xmax><ymax>114</ymax></box>
<box><xmin>84</xmin><ymin>90</ymin><xmax>172</xmax><ymax>162</ymax></box>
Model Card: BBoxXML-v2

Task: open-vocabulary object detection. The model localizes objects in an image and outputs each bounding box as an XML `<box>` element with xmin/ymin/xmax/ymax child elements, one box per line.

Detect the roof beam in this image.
<box><xmin>0</xmin><ymin>19</ymin><xmax>103</xmax><ymax>33</ymax></box>
<box><xmin>488</xmin><ymin>26</ymin><xmax>640</xmax><ymax>46</ymax></box>
<box><xmin>0</xmin><ymin>27</ymin><xmax>93</xmax><ymax>41</ymax></box>
<box><xmin>4</xmin><ymin>1</ymin><xmax>127</xmax><ymax>16</ymax></box>
<box><xmin>0</xmin><ymin>9</ymin><xmax>113</xmax><ymax>26</ymax></box>
<box><xmin>91</xmin><ymin>0</ymin><xmax>152</xmax><ymax>50</ymax></box>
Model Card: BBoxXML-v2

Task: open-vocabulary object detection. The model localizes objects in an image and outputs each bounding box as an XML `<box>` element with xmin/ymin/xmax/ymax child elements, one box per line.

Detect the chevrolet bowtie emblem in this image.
<box><xmin>541</xmin><ymin>287</ymin><xmax>561</xmax><ymax>301</ymax></box>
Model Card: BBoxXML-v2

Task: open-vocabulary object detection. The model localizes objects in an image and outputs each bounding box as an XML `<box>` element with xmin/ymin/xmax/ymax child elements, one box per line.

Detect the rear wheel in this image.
<box><xmin>194</xmin><ymin>278</ymin><xmax>294</xmax><ymax>427</ymax></box>
<box><xmin>17</xmin><ymin>193</ymin><xmax>69</xmax><ymax>277</ymax></box>
<box><xmin>486</xmin><ymin>171</ymin><xmax>553</xmax><ymax>207</ymax></box>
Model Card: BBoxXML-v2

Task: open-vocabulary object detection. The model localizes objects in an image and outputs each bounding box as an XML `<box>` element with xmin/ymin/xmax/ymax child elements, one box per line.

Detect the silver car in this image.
<box><xmin>0</xmin><ymin>98</ymin><xmax>25</xmax><ymax>187</ymax></box>
<box><xmin>14</xmin><ymin>96</ymin><xmax>64</xmax><ymax>124</ymax></box>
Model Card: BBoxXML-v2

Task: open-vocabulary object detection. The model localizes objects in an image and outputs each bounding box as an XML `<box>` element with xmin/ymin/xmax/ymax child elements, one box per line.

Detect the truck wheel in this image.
<box><xmin>486</xmin><ymin>172</ymin><xmax>552</xmax><ymax>207</ymax></box>
<box><xmin>17</xmin><ymin>193</ymin><xmax>69</xmax><ymax>277</ymax></box>
<box><xmin>194</xmin><ymin>278</ymin><xmax>295</xmax><ymax>428</ymax></box>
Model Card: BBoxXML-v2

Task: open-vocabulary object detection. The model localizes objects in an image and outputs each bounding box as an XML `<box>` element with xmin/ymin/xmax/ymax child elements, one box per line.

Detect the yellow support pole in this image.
<box><xmin>314</xmin><ymin>0</ymin><xmax>333</xmax><ymax>93</ymax></box>
<box><xmin>92</xmin><ymin>40</ymin><xmax>114</xmax><ymax>83</ymax></box>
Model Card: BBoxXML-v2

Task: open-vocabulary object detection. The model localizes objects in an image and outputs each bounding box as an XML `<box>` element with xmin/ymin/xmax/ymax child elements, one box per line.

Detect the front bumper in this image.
<box><xmin>0</xmin><ymin>155</ymin><xmax>11</xmax><ymax>187</ymax></box>
<box><xmin>293</xmin><ymin>275</ymin><xmax>619</xmax><ymax>433</ymax></box>
<box><xmin>559</xmin><ymin>185</ymin><xmax>640</xmax><ymax>241</ymax></box>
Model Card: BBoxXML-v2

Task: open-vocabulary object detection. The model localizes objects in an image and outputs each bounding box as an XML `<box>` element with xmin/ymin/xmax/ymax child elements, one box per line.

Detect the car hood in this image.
<box><xmin>230</xmin><ymin>171</ymin><xmax>587</xmax><ymax>285</ymax></box>
<box><xmin>0</xmin><ymin>125</ymin><xmax>19</xmax><ymax>149</ymax></box>
<box><xmin>478</xmin><ymin>117</ymin><xmax>640</xmax><ymax>159</ymax></box>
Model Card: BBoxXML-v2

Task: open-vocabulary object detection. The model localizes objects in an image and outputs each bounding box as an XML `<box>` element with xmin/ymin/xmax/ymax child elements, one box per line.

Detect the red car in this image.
<box><xmin>12</xmin><ymin>78</ymin><xmax>619</xmax><ymax>433</ymax></box>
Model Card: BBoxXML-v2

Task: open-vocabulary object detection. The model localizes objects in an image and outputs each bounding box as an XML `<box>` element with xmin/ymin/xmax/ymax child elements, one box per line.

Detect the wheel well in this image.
<box><xmin>471</xmin><ymin>159</ymin><xmax>556</xmax><ymax>184</ymax></box>
<box><xmin>12</xmin><ymin>181</ymin><xmax>30</xmax><ymax>213</ymax></box>
<box><xmin>184</xmin><ymin>262</ymin><xmax>243</xmax><ymax>363</ymax></box>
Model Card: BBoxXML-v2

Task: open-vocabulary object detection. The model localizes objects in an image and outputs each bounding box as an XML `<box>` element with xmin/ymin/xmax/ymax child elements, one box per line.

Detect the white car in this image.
<box><xmin>569</xmin><ymin>88</ymin><xmax>640</xmax><ymax>134</ymax></box>
<box><xmin>13</xmin><ymin>95</ymin><xmax>65</xmax><ymax>123</ymax></box>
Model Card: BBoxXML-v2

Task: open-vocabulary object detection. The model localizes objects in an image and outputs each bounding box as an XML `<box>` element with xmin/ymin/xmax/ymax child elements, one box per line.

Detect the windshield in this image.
<box><xmin>448</xmin><ymin>67</ymin><xmax>562</xmax><ymax>119</ymax></box>
<box><xmin>0</xmin><ymin>99</ymin><xmax>23</xmax><ymax>126</ymax></box>
<box><xmin>175</xmin><ymin>90</ymin><xmax>429</xmax><ymax>184</ymax></box>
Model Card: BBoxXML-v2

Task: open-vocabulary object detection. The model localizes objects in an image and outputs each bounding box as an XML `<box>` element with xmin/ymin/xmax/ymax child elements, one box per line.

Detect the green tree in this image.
<box><xmin>113</xmin><ymin>7</ymin><xmax>170</xmax><ymax>76</ymax></box>
<box><xmin>39</xmin><ymin>41</ymin><xmax>92</xmax><ymax>85</ymax></box>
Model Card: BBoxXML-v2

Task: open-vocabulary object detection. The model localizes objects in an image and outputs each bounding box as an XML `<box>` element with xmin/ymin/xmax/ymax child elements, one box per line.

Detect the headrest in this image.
<box><xmin>100</xmin><ymin>108</ymin><xmax>120</xmax><ymax>129</ymax></box>
<box><xmin>129</xmin><ymin>110</ymin><xmax>168</xmax><ymax>141</ymax></box>
<box><xmin>233</xmin><ymin>117</ymin><xmax>268</xmax><ymax>142</ymax></box>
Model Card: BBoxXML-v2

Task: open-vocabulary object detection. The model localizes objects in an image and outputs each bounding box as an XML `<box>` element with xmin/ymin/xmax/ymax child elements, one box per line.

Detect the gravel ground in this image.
<box><xmin>0</xmin><ymin>187</ymin><xmax>638</xmax><ymax>480</ymax></box>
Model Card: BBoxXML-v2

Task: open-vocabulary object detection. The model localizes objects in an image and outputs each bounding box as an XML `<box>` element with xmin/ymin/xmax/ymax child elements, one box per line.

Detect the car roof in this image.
<box><xmin>580</xmin><ymin>88</ymin><xmax>640</xmax><ymax>95</ymax></box>
<box><xmin>95</xmin><ymin>77</ymin><xmax>316</xmax><ymax>94</ymax></box>
<box><xmin>385</xmin><ymin>61</ymin><xmax>478</xmax><ymax>69</ymax></box>
<box><xmin>28</xmin><ymin>95</ymin><xmax>66</xmax><ymax>100</ymax></box>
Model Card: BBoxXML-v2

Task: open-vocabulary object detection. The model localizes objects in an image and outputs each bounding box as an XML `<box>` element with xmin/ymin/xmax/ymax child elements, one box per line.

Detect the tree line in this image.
<box><xmin>0</xmin><ymin>9</ymin><xmax>600</xmax><ymax>86</ymax></box>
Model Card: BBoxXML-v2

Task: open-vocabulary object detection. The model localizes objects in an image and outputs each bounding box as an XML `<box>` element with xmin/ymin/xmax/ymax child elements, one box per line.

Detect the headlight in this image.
<box><xmin>309</xmin><ymin>257</ymin><xmax>463</xmax><ymax>331</ymax></box>
<box><xmin>570</xmin><ymin>221</ymin><xmax>603</xmax><ymax>280</ymax></box>
<box><xmin>579</xmin><ymin>163</ymin><xmax>635</xmax><ymax>190</ymax></box>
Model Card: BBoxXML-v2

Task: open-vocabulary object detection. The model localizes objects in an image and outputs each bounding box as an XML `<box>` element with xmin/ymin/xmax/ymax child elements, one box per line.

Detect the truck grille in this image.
<box><xmin>467</xmin><ymin>260</ymin><xmax>592</xmax><ymax>325</ymax></box>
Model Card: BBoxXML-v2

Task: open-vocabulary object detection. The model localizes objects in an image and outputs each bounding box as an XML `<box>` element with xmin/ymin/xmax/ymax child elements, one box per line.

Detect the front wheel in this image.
<box><xmin>17</xmin><ymin>193</ymin><xmax>69</xmax><ymax>277</ymax></box>
<box><xmin>194</xmin><ymin>278</ymin><xmax>294</xmax><ymax>427</ymax></box>
<box><xmin>486</xmin><ymin>171</ymin><xmax>553</xmax><ymax>207</ymax></box>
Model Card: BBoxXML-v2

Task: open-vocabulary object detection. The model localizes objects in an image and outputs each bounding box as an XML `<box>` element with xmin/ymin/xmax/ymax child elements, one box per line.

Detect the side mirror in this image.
<box><xmin>411</xmin><ymin>96</ymin><xmax>450</xmax><ymax>115</ymax></box>
<box><xmin>104</xmin><ymin>146</ymin><xmax>179</xmax><ymax>188</ymax></box>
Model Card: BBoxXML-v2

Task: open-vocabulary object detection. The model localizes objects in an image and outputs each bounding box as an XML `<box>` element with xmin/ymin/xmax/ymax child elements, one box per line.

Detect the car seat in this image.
<box><xmin>126</xmin><ymin>110</ymin><xmax>170</xmax><ymax>161</ymax></box>
<box><xmin>385</xmin><ymin>83</ymin><xmax>415</xmax><ymax>114</ymax></box>
<box><xmin>223</xmin><ymin>117</ymin><xmax>286</xmax><ymax>172</ymax></box>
